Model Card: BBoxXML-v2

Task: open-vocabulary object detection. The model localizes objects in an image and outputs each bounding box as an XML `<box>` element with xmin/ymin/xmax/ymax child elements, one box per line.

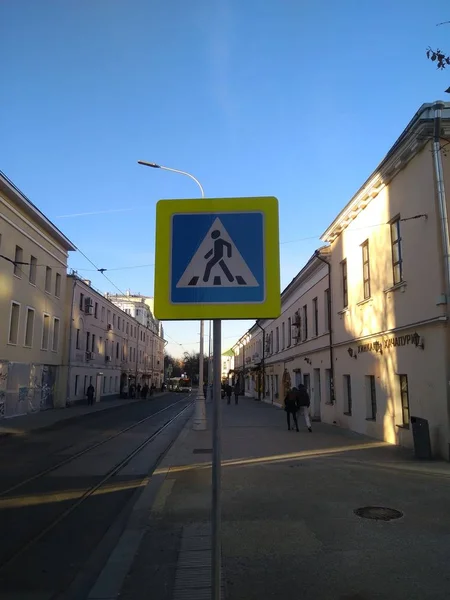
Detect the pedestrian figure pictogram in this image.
<box><xmin>203</xmin><ymin>230</ymin><xmax>234</xmax><ymax>283</ymax></box>
<box><xmin>176</xmin><ymin>217</ymin><xmax>258</xmax><ymax>289</ymax></box>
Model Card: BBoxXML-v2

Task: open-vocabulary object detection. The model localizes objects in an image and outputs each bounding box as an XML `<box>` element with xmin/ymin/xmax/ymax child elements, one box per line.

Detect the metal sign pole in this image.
<box><xmin>211</xmin><ymin>318</ymin><xmax>222</xmax><ymax>600</ymax></box>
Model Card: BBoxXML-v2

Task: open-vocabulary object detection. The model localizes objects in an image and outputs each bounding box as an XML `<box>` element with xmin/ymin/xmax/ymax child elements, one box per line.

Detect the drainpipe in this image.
<box><xmin>314</xmin><ymin>251</ymin><xmax>335</xmax><ymax>404</ymax></box>
<box><xmin>433</xmin><ymin>102</ymin><xmax>450</xmax><ymax>460</ymax></box>
<box><xmin>256</xmin><ymin>321</ymin><xmax>265</xmax><ymax>401</ymax></box>
<box><xmin>65</xmin><ymin>276</ymin><xmax>77</xmax><ymax>406</ymax></box>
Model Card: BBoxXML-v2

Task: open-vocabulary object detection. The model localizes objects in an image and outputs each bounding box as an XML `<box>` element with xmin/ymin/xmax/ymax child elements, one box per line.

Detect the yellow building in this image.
<box><xmin>0</xmin><ymin>171</ymin><xmax>76</xmax><ymax>416</ymax></box>
<box><xmin>321</xmin><ymin>101</ymin><xmax>450</xmax><ymax>458</ymax></box>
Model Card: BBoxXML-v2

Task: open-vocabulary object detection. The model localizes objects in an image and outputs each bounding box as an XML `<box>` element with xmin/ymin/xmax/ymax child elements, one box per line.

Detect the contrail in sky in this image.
<box><xmin>55</xmin><ymin>208</ymin><xmax>134</xmax><ymax>218</ymax></box>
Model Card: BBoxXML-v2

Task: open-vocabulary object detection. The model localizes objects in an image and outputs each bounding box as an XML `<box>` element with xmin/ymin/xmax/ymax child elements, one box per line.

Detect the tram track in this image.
<box><xmin>0</xmin><ymin>394</ymin><xmax>190</xmax><ymax>498</ymax></box>
<box><xmin>0</xmin><ymin>397</ymin><xmax>193</xmax><ymax>579</ymax></box>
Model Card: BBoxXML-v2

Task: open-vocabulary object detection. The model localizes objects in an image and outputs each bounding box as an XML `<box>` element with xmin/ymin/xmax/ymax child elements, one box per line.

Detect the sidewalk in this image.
<box><xmin>0</xmin><ymin>392</ymin><xmax>168</xmax><ymax>437</ymax></box>
<box><xmin>116</xmin><ymin>397</ymin><xmax>450</xmax><ymax>600</ymax></box>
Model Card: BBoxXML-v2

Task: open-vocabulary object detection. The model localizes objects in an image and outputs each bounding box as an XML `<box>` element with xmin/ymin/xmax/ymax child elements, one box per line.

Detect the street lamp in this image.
<box><xmin>138</xmin><ymin>160</ymin><xmax>207</xmax><ymax>431</ymax></box>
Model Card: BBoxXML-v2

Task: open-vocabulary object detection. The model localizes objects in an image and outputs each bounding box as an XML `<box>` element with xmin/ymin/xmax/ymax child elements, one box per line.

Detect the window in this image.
<box><xmin>91</xmin><ymin>333</ymin><xmax>96</xmax><ymax>353</ymax></box>
<box><xmin>75</xmin><ymin>375</ymin><xmax>79</xmax><ymax>396</ymax></box>
<box><xmin>24</xmin><ymin>308</ymin><xmax>35</xmax><ymax>347</ymax></box>
<box><xmin>42</xmin><ymin>313</ymin><xmax>50</xmax><ymax>350</ymax></box>
<box><xmin>55</xmin><ymin>273</ymin><xmax>61</xmax><ymax>298</ymax></box>
<box><xmin>313</xmin><ymin>297</ymin><xmax>318</xmax><ymax>336</ymax></box>
<box><xmin>94</xmin><ymin>302</ymin><xmax>98</xmax><ymax>318</ymax></box>
<box><xmin>287</xmin><ymin>317</ymin><xmax>291</xmax><ymax>346</ymax></box>
<box><xmin>45</xmin><ymin>267</ymin><xmax>52</xmax><ymax>293</ymax></box>
<box><xmin>101</xmin><ymin>306</ymin><xmax>105</xmax><ymax>322</ymax></box>
<box><xmin>325</xmin><ymin>289</ymin><xmax>331</xmax><ymax>331</ymax></box>
<box><xmin>391</xmin><ymin>218</ymin><xmax>403</xmax><ymax>284</ymax></box>
<box><xmin>366</xmin><ymin>375</ymin><xmax>377</xmax><ymax>420</ymax></box>
<box><xmin>107</xmin><ymin>309</ymin><xmax>111</xmax><ymax>325</ymax></box>
<box><xmin>113</xmin><ymin>314</ymin><xmax>116</xmax><ymax>326</ymax></box>
<box><xmin>76</xmin><ymin>328</ymin><xmax>80</xmax><ymax>349</ymax></box>
<box><xmin>276</xmin><ymin>327</ymin><xmax>279</xmax><ymax>352</ymax></box>
<box><xmin>281</xmin><ymin>322</ymin><xmax>285</xmax><ymax>349</ymax></box>
<box><xmin>79</xmin><ymin>293</ymin><xmax>85</xmax><ymax>311</ymax></box>
<box><xmin>341</xmin><ymin>260</ymin><xmax>348</xmax><ymax>308</ymax></box>
<box><xmin>343</xmin><ymin>375</ymin><xmax>352</xmax><ymax>415</ymax></box>
<box><xmin>126</xmin><ymin>322</ymin><xmax>129</xmax><ymax>334</ymax></box>
<box><xmin>118</xmin><ymin>316</ymin><xmax>121</xmax><ymax>329</ymax></box>
<box><xmin>86</xmin><ymin>331</ymin><xmax>90</xmax><ymax>352</ymax></box>
<box><xmin>302</xmin><ymin>305</ymin><xmax>308</xmax><ymax>341</ymax></box>
<box><xmin>99</xmin><ymin>337</ymin><xmax>103</xmax><ymax>354</ymax></box>
<box><xmin>29</xmin><ymin>256</ymin><xmax>37</xmax><ymax>285</ymax></box>
<box><xmin>399</xmin><ymin>375</ymin><xmax>410</xmax><ymax>426</ymax></box>
<box><xmin>116</xmin><ymin>342</ymin><xmax>119</xmax><ymax>358</ymax></box>
<box><xmin>13</xmin><ymin>246</ymin><xmax>23</xmax><ymax>277</ymax></box>
<box><xmin>9</xmin><ymin>302</ymin><xmax>20</xmax><ymax>344</ymax></box>
<box><xmin>52</xmin><ymin>318</ymin><xmax>60</xmax><ymax>351</ymax></box>
<box><xmin>362</xmin><ymin>240</ymin><xmax>371</xmax><ymax>299</ymax></box>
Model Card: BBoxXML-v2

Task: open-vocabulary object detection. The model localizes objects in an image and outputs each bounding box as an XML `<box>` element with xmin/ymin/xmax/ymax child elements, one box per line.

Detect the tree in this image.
<box><xmin>181</xmin><ymin>351</ymin><xmax>210</xmax><ymax>385</ymax></box>
<box><xmin>426</xmin><ymin>21</ymin><xmax>450</xmax><ymax>92</ymax></box>
<box><xmin>164</xmin><ymin>353</ymin><xmax>182</xmax><ymax>377</ymax></box>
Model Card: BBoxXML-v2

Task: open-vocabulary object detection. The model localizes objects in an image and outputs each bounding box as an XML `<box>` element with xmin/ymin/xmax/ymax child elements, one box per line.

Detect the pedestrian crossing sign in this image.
<box><xmin>154</xmin><ymin>197</ymin><xmax>280</xmax><ymax>320</ymax></box>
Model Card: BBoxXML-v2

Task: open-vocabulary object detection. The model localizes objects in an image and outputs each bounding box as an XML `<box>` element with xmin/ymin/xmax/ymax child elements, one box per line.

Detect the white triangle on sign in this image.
<box><xmin>176</xmin><ymin>217</ymin><xmax>259</xmax><ymax>288</ymax></box>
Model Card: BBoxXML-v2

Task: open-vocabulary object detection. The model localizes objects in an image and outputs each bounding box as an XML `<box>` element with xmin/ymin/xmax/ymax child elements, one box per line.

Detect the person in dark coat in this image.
<box><xmin>142</xmin><ymin>384</ymin><xmax>149</xmax><ymax>399</ymax></box>
<box><xmin>225</xmin><ymin>384</ymin><xmax>232</xmax><ymax>405</ymax></box>
<box><xmin>284</xmin><ymin>385</ymin><xmax>312</xmax><ymax>432</ymax></box>
<box><xmin>86</xmin><ymin>384</ymin><xmax>95</xmax><ymax>406</ymax></box>
<box><xmin>233</xmin><ymin>383</ymin><xmax>240</xmax><ymax>405</ymax></box>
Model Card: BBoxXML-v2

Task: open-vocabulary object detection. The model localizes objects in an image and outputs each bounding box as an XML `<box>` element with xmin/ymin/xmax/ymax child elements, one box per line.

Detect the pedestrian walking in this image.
<box><xmin>284</xmin><ymin>385</ymin><xmax>312</xmax><ymax>432</ymax></box>
<box><xmin>86</xmin><ymin>384</ymin><xmax>95</xmax><ymax>406</ymax></box>
<box><xmin>142</xmin><ymin>384</ymin><xmax>149</xmax><ymax>399</ymax></box>
<box><xmin>225</xmin><ymin>384</ymin><xmax>232</xmax><ymax>405</ymax></box>
<box><xmin>233</xmin><ymin>382</ymin><xmax>240</xmax><ymax>405</ymax></box>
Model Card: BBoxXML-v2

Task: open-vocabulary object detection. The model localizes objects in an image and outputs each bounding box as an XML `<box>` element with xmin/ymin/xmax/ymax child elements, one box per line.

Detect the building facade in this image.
<box><xmin>321</xmin><ymin>101</ymin><xmax>450</xmax><ymax>458</ymax></box>
<box><xmin>60</xmin><ymin>278</ymin><xmax>166</xmax><ymax>405</ymax></box>
<box><xmin>233</xmin><ymin>248</ymin><xmax>331</xmax><ymax>421</ymax></box>
<box><xmin>232</xmin><ymin>101</ymin><xmax>450</xmax><ymax>459</ymax></box>
<box><xmin>0</xmin><ymin>171</ymin><xmax>76</xmax><ymax>417</ymax></box>
<box><xmin>106</xmin><ymin>292</ymin><xmax>165</xmax><ymax>388</ymax></box>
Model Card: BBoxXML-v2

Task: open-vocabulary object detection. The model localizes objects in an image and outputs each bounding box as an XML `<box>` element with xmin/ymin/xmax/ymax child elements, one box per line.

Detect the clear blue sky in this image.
<box><xmin>1</xmin><ymin>0</ymin><xmax>449</xmax><ymax>358</ymax></box>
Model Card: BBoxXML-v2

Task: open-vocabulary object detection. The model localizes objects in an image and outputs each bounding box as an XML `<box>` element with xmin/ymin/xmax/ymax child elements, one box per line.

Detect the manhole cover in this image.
<box><xmin>354</xmin><ymin>506</ymin><xmax>403</xmax><ymax>521</ymax></box>
<box><xmin>193</xmin><ymin>448</ymin><xmax>212</xmax><ymax>454</ymax></box>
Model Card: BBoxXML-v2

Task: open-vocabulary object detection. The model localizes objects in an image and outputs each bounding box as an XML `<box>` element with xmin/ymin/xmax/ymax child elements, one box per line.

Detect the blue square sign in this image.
<box><xmin>171</xmin><ymin>211</ymin><xmax>265</xmax><ymax>305</ymax></box>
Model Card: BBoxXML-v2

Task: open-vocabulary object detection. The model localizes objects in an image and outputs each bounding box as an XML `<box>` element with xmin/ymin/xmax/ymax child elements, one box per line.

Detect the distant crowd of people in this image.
<box><xmin>86</xmin><ymin>380</ymin><xmax>167</xmax><ymax>405</ymax></box>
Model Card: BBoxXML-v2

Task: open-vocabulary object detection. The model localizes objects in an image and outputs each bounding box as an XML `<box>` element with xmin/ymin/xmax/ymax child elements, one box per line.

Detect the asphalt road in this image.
<box><xmin>0</xmin><ymin>392</ymin><xmax>193</xmax><ymax>600</ymax></box>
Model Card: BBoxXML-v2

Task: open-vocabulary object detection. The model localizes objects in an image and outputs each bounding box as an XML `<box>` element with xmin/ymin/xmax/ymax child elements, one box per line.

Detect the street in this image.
<box><xmin>0</xmin><ymin>392</ymin><xmax>193</xmax><ymax>600</ymax></box>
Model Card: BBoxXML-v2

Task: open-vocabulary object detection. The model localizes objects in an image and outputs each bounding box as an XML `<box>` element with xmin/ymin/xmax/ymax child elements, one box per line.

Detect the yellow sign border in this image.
<box><xmin>154</xmin><ymin>196</ymin><xmax>280</xmax><ymax>320</ymax></box>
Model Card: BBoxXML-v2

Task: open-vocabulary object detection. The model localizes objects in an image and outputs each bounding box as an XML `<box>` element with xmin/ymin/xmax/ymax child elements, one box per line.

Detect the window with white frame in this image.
<box><xmin>13</xmin><ymin>246</ymin><xmax>23</xmax><ymax>277</ymax></box>
<box><xmin>55</xmin><ymin>272</ymin><xmax>61</xmax><ymax>298</ymax></box>
<box><xmin>42</xmin><ymin>314</ymin><xmax>50</xmax><ymax>350</ymax></box>
<box><xmin>29</xmin><ymin>256</ymin><xmax>37</xmax><ymax>285</ymax></box>
<box><xmin>52</xmin><ymin>317</ymin><xmax>60</xmax><ymax>352</ymax></box>
<box><xmin>24</xmin><ymin>307</ymin><xmax>35</xmax><ymax>347</ymax></box>
<box><xmin>45</xmin><ymin>267</ymin><xmax>52</xmax><ymax>293</ymax></box>
<box><xmin>9</xmin><ymin>302</ymin><xmax>20</xmax><ymax>344</ymax></box>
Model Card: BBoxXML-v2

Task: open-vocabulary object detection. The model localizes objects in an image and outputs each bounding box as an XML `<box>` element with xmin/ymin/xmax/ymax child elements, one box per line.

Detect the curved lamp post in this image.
<box><xmin>138</xmin><ymin>160</ymin><xmax>207</xmax><ymax>431</ymax></box>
